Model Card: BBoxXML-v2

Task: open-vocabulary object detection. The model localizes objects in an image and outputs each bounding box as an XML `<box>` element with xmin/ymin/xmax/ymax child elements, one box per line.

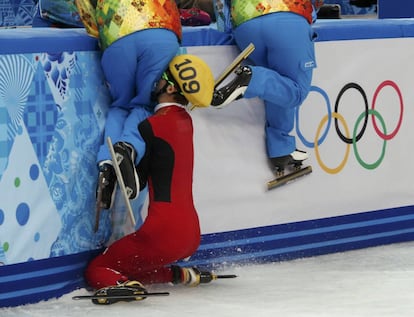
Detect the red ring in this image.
<box><xmin>371</xmin><ymin>80</ymin><xmax>403</xmax><ymax>140</ymax></box>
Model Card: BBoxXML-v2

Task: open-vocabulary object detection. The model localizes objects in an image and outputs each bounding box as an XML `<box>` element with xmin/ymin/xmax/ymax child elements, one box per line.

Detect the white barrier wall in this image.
<box><xmin>187</xmin><ymin>39</ymin><xmax>414</xmax><ymax>233</ymax></box>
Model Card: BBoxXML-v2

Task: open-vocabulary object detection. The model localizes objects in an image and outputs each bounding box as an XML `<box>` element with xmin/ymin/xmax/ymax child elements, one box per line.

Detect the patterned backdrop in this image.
<box><xmin>0</xmin><ymin>50</ymin><xmax>146</xmax><ymax>266</ymax></box>
<box><xmin>0</xmin><ymin>0</ymin><xmax>36</xmax><ymax>27</ymax></box>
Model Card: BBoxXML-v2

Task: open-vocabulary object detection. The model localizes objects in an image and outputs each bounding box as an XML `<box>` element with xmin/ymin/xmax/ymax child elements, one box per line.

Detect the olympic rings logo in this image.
<box><xmin>295</xmin><ymin>80</ymin><xmax>404</xmax><ymax>174</ymax></box>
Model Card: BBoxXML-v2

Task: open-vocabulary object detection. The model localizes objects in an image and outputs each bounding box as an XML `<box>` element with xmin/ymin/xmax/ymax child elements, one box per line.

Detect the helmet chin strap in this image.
<box><xmin>151</xmin><ymin>81</ymin><xmax>184</xmax><ymax>103</ymax></box>
<box><xmin>150</xmin><ymin>81</ymin><xmax>170</xmax><ymax>102</ymax></box>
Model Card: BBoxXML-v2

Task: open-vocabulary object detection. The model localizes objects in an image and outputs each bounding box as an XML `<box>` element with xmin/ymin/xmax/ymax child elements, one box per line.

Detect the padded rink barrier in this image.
<box><xmin>0</xmin><ymin>28</ymin><xmax>116</xmax><ymax>307</ymax></box>
<box><xmin>1</xmin><ymin>19</ymin><xmax>414</xmax><ymax>306</ymax></box>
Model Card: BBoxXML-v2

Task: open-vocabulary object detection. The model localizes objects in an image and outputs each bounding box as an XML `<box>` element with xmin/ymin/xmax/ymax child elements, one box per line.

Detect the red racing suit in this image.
<box><xmin>85</xmin><ymin>104</ymin><xmax>200</xmax><ymax>288</ymax></box>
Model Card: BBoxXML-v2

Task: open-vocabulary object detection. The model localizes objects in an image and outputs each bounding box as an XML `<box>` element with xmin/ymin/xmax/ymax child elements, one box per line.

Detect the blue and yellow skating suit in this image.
<box><xmin>75</xmin><ymin>0</ymin><xmax>182</xmax><ymax>50</ymax></box>
<box><xmin>231</xmin><ymin>0</ymin><xmax>324</xmax><ymax>26</ymax></box>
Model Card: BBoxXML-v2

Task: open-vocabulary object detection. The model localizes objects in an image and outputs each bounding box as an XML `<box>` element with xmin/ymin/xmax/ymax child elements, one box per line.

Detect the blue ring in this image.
<box><xmin>296</xmin><ymin>86</ymin><xmax>331</xmax><ymax>148</ymax></box>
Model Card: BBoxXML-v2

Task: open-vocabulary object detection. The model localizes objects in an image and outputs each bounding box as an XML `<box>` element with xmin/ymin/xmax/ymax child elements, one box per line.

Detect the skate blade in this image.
<box><xmin>94</xmin><ymin>173</ymin><xmax>105</xmax><ymax>232</ymax></box>
<box><xmin>212</xmin><ymin>274</ymin><xmax>238</xmax><ymax>280</ymax></box>
<box><xmin>267</xmin><ymin>166</ymin><xmax>312</xmax><ymax>190</ymax></box>
<box><xmin>107</xmin><ymin>137</ymin><xmax>136</xmax><ymax>227</ymax></box>
<box><xmin>73</xmin><ymin>292</ymin><xmax>169</xmax><ymax>305</ymax></box>
<box><xmin>214</xmin><ymin>43</ymin><xmax>255</xmax><ymax>88</ymax></box>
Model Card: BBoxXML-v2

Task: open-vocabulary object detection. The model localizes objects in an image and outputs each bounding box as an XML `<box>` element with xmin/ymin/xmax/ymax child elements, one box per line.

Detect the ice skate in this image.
<box><xmin>72</xmin><ymin>280</ymin><xmax>170</xmax><ymax>304</ymax></box>
<box><xmin>267</xmin><ymin>149</ymin><xmax>312</xmax><ymax>190</ymax></box>
<box><xmin>107</xmin><ymin>138</ymin><xmax>136</xmax><ymax>227</ymax></box>
<box><xmin>96</xmin><ymin>160</ymin><xmax>117</xmax><ymax>210</ymax></box>
<box><xmin>171</xmin><ymin>265</ymin><xmax>237</xmax><ymax>287</ymax></box>
<box><xmin>90</xmin><ymin>280</ymin><xmax>148</xmax><ymax>305</ymax></box>
<box><xmin>113</xmin><ymin>142</ymin><xmax>140</xmax><ymax>200</ymax></box>
<box><xmin>211</xmin><ymin>65</ymin><xmax>252</xmax><ymax>109</ymax></box>
<box><xmin>270</xmin><ymin>149</ymin><xmax>309</xmax><ymax>175</ymax></box>
<box><xmin>94</xmin><ymin>161</ymin><xmax>117</xmax><ymax>231</ymax></box>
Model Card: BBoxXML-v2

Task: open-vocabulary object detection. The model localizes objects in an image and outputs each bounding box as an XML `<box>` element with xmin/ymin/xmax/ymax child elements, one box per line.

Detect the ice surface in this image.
<box><xmin>2</xmin><ymin>241</ymin><xmax>414</xmax><ymax>317</ymax></box>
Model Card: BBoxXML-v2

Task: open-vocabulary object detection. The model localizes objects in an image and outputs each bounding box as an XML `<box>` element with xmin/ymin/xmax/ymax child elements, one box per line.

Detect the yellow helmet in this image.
<box><xmin>168</xmin><ymin>54</ymin><xmax>214</xmax><ymax>108</ymax></box>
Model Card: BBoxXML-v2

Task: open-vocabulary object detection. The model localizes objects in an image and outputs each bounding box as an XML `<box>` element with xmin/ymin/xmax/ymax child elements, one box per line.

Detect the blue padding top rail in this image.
<box><xmin>314</xmin><ymin>18</ymin><xmax>414</xmax><ymax>41</ymax></box>
<box><xmin>0</xmin><ymin>28</ymin><xmax>99</xmax><ymax>54</ymax></box>
<box><xmin>2</xmin><ymin>18</ymin><xmax>414</xmax><ymax>54</ymax></box>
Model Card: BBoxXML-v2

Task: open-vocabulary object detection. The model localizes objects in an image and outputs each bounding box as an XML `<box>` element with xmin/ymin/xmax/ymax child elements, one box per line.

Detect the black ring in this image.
<box><xmin>334</xmin><ymin>82</ymin><xmax>369</xmax><ymax>144</ymax></box>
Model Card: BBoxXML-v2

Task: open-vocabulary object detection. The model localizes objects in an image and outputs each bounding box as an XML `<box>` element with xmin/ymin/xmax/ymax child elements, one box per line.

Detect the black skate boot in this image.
<box><xmin>171</xmin><ymin>265</ymin><xmax>217</xmax><ymax>286</ymax></box>
<box><xmin>92</xmin><ymin>280</ymin><xmax>147</xmax><ymax>305</ymax></box>
<box><xmin>96</xmin><ymin>161</ymin><xmax>116</xmax><ymax>210</ymax></box>
<box><xmin>211</xmin><ymin>65</ymin><xmax>252</xmax><ymax>109</ymax></box>
<box><xmin>270</xmin><ymin>149</ymin><xmax>309</xmax><ymax>175</ymax></box>
<box><xmin>171</xmin><ymin>265</ymin><xmax>237</xmax><ymax>286</ymax></box>
<box><xmin>113</xmin><ymin>142</ymin><xmax>139</xmax><ymax>200</ymax></box>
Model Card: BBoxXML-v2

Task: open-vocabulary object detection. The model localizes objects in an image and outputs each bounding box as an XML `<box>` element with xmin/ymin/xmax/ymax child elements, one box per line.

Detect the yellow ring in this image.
<box><xmin>314</xmin><ymin>112</ymin><xmax>351</xmax><ymax>174</ymax></box>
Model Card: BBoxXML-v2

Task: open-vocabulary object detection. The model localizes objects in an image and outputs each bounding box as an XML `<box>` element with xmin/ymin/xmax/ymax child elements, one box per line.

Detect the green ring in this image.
<box><xmin>353</xmin><ymin>109</ymin><xmax>387</xmax><ymax>170</ymax></box>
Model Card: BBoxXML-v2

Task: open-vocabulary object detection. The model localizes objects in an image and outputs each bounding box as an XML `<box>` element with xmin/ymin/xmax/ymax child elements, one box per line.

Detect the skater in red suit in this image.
<box><xmin>85</xmin><ymin>54</ymin><xmax>215</xmax><ymax>296</ymax></box>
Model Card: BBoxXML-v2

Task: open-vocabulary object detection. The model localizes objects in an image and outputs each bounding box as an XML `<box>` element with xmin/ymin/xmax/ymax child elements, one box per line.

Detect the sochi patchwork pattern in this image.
<box><xmin>0</xmin><ymin>51</ymin><xmax>111</xmax><ymax>265</ymax></box>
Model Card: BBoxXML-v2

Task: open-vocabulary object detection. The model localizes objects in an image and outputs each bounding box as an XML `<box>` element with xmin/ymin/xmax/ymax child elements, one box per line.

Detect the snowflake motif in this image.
<box><xmin>40</xmin><ymin>52</ymin><xmax>77</xmax><ymax>107</ymax></box>
<box><xmin>0</xmin><ymin>54</ymin><xmax>35</xmax><ymax>180</ymax></box>
<box><xmin>0</xmin><ymin>54</ymin><xmax>35</xmax><ymax>138</ymax></box>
